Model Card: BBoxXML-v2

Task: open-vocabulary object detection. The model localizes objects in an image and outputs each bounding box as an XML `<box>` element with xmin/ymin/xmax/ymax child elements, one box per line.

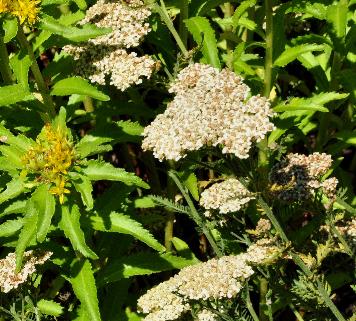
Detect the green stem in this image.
<box><xmin>165</xmin><ymin>161</ymin><xmax>176</xmax><ymax>252</ymax></box>
<box><xmin>17</xmin><ymin>27</ymin><xmax>55</xmax><ymax>120</ymax></box>
<box><xmin>263</xmin><ymin>0</ymin><xmax>273</xmax><ymax>98</ymax></box>
<box><xmin>168</xmin><ymin>170</ymin><xmax>223</xmax><ymax>257</ymax></box>
<box><xmin>258</xmin><ymin>0</ymin><xmax>273</xmax><ymax>168</ymax></box>
<box><xmin>259</xmin><ymin>278</ymin><xmax>269</xmax><ymax>321</ymax></box>
<box><xmin>244</xmin><ymin>285</ymin><xmax>260</xmax><ymax>321</ymax></box>
<box><xmin>0</xmin><ymin>37</ymin><xmax>13</xmax><ymax>84</ymax></box>
<box><xmin>289</xmin><ymin>303</ymin><xmax>305</xmax><ymax>321</ymax></box>
<box><xmin>83</xmin><ymin>96</ymin><xmax>94</xmax><ymax>113</ymax></box>
<box><xmin>178</xmin><ymin>0</ymin><xmax>189</xmax><ymax>49</ymax></box>
<box><xmin>256</xmin><ymin>196</ymin><xmax>347</xmax><ymax>321</ymax></box>
<box><xmin>153</xmin><ymin>2</ymin><xmax>189</xmax><ymax>58</ymax></box>
<box><xmin>330</xmin><ymin>223</ymin><xmax>353</xmax><ymax>256</ymax></box>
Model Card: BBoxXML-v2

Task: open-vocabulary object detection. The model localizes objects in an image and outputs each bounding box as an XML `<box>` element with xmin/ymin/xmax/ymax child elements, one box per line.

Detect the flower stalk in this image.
<box><xmin>0</xmin><ymin>36</ymin><xmax>13</xmax><ymax>84</ymax></box>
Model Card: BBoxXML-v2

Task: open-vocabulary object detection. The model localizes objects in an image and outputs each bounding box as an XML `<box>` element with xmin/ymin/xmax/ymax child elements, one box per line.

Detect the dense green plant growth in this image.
<box><xmin>0</xmin><ymin>0</ymin><xmax>355</xmax><ymax>320</ymax></box>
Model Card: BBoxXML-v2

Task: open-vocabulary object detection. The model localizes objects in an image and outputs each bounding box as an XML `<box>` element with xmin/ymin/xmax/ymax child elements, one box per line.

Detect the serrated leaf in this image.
<box><xmin>3</xmin><ymin>18</ymin><xmax>18</xmax><ymax>43</ymax></box>
<box><xmin>326</xmin><ymin>0</ymin><xmax>348</xmax><ymax>39</ymax></box>
<box><xmin>274</xmin><ymin>44</ymin><xmax>325</xmax><ymax>67</ymax></box>
<box><xmin>76</xmin><ymin>135</ymin><xmax>113</xmax><ymax>158</ymax></box>
<box><xmin>115</xmin><ymin>120</ymin><xmax>144</xmax><ymax>143</ymax></box>
<box><xmin>81</xmin><ymin>160</ymin><xmax>149</xmax><ymax>189</ymax></box>
<box><xmin>51</xmin><ymin>77</ymin><xmax>110</xmax><ymax>101</ymax></box>
<box><xmin>273</xmin><ymin>92</ymin><xmax>348</xmax><ymax>113</ymax></box>
<box><xmin>69</xmin><ymin>259</ymin><xmax>101</xmax><ymax>321</ymax></box>
<box><xmin>335</xmin><ymin>131</ymin><xmax>356</xmax><ymax>146</ymax></box>
<box><xmin>98</xmin><ymin>252</ymin><xmax>197</xmax><ymax>286</ymax></box>
<box><xmin>10</xmin><ymin>51</ymin><xmax>32</xmax><ymax>89</ymax></box>
<box><xmin>16</xmin><ymin>205</ymin><xmax>37</xmax><ymax>270</ymax></box>
<box><xmin>181</xmin><ymin>172</ymin><xmax>199</xmax><ymax>201</ymax></box>
<box><xmin>1</xmin><ymin>200</ymin><xmax>27</xmax><ymax>218</ymax></box>
<box><xmin>185</xmin><ymin>17</ymin><xmax>220</xmax><ymax>68</ymax></box>
<box><xmin>89</xmin><ymin>211</ymin><xmax>165</xmax><ymax>252</ymax></box>
<box><xmin>0</xmin><ymin>218</ymin><xmax>23</xmax><ymax>237</ymax></box>
<box><xmin>37</xmin><ymin>299</ymin><xmax>64</xmax><ymax>317</ymax></box>
<box><xmin>59</xmin><ymin>205</ymin><xmax>98</xmax><ymax>259</ymax></box>
<box><xmin>70</xmin><ymin>173</ymin><xmax>94</xmax><ymax>210</ymax></box>
<box><xmin>232</xmin><ymin>0</ymin><xmax>257</xmax><ymax>29</ymax></box>
<box><xmin>32</xmin><ymin>184</ymin><xmax>56</xmax><ymax>242</ymax></box>
<box><xmin>0</xmin><ymin>178</ymin><xmax>26</xmax><ymax>205</ymax></box>
<box><xmin>150</xmin><ymin>195</ymin><xmax>190</xmax><ymax>214</ymax></box>
<box><xmin>40</xmin><ymin>14</ymin><xmax>111</xmax><ymax>42</ymax></box>
<box><xmin>0</xmin><ymin>84</ymin><xmax>32</xmax><ymax>106</ymax></box>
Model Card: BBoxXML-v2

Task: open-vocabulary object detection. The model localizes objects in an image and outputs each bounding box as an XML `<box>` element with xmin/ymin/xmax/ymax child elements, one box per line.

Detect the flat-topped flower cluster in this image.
<box><xmin>142</xmin><ymin>63</ymin><xmax>275</xmax><ymax>161</ymax></box>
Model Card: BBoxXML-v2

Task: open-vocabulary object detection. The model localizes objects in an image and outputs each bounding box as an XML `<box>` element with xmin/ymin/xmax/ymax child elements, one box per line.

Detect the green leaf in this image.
<box><xmin>98</xmin><ymin>252</ymin><xmax>197</xmax><ymax>286</ymax></box>
<box><xmin>76</xmin><ymin>135</ymin><xmax>113</xmax><ymax>159</ymax></box>
<box><xmin>172</xmin><ymin>237</ymin><xmax>200</xmax><ymax>262</ymax></box>
<box><xmin>51</xmin><ymin>77</ymin><xmax>110</xmax><ymax>101</ymax></box>
<box><xmin>274</xmin><ymin>44</ymin><xmax>325</xmax><ymax>67</ymax></box>
<box><xmin>335</xmin><ymin>131</ymin><xmax>356</xmax><ymax>146</ymax></box>
<box><xmin>3</xmin><ymin>18</ymin><xmax>18</xmax><ymax>43</ymax></box>
<box><xmin>1</xmin><ymin>200</ymin><xmax>27</xmax><ymax>218</ymax></box>
<box><xmin>0</xmin><ymin>218</ymin><xmax>23</xmax><ymax>237</ymax></box>
<box><xmin>89</xmin><ymin>211</ymin><xmax>165</xmax><ymax>252</ymax></box>
<box><xmin>40</xmin><ymin>14</ymin><xmax>111</xmax><ymax>42</ymax></box>
<box><xmin>115</xmin><ymin>120</ymin><xmax>144</xmax><ymax>143</ymax></box>
<box><xmin>134</xmin><ymin>196</ymin><xmax>156</xmax><ymax>208</ymax></box>
<box><xmin>273</xmin><ymin>92</ymin><xmax>348</xmax><ymax>113</ymax></box>
<box><xmin>0</xmin><ymin>84</ymin><xmax>32</xmax><ymax>107</ymax></box>
<box><xmin>59</xmin><ymin>205</ymin><xmax>98</xmax><ymax>259</ymax></box>
<box><xmin>10</xmin><ymin>51</ymin><xmax>32</xmax><ymax>89</ymax></box>
<box><xmin>32</xmin><ymin>184</ymin><xmax>56</xmax><ymax>242</ymax></box>
<box><xmin>69</xmin><ymin>259</ymin><xmax>101</xmax><ymax>321</ymax></box>
<box><xmin>185</xmin><ymin>17</ymin><xmax>220</xmax><ymax>68</ymax></box>
<box><xmin>0</xmin><ymin>178</ymin><xmax>26</xmax><ymax>205</ymax></box>
<box><xmin>37</xmin><ymin>299</ymin><xmax>64</xmax><ymax>317</ymax></box>
<box><xmin>326</xmin><ymin>0</ymin><xmax>348</xmax><ymax>39</ymax></box>
<box><xmin>232</xmin><ymin>0</ymin><xmax>257</xmax><ymax>29</ymax></box>
<box><xmin>70</xmin><ymin>173</ymin><xmax>94</xmax><ymax>210</ymax></box>
<box><xmin>16</xmin><ymin>206</ymin><xmax>37</xmax><ymax>270</ymax></box>
<box><xmin>181</xmin><ymin>172</ymin><xmax>199</xmax><ymax>201</ymax></box>
<box><xmin>81</xmin><ymin>160</ymin><xmax>149</xmax><ymax>189</ymax></box>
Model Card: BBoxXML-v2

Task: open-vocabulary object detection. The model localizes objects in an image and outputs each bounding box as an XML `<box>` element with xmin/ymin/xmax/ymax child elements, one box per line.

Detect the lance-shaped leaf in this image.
<box><xmin>0</xmin><ymin>178</ymin><xmax>26</xmax><ymax>205</ymax></box>
<box><xmin>70</xmin><ymin>173</ymin><xmax>94</xmax><ymax>210</ymax></box>
<box><xmin>3</xmin><ymin>18</ymin><xmax>18</xmax><ymax>43</ymax></box>
<box><xmin>69</xmin><ymin>259</ymin><xmax>101</xmax><ymax>321</ymax></box>
<box><xmin>89</xmin><ymin>211</ymin><xmax>165</xmax><ymax>252</ymax></box>
<box><xmin>32</xmin><ymin>184</ymin><xmax>56</xmax><ymax>242</ymax></box>
<box><xmin>37</xmin><ymin>299</ymin><xmax>64</xmax><ymax>317</ymax></box>
<box><xmin>51</xmin><ymin>77</ymin><xmax>110</xmax><ymax>101</ymax></box>
<box><xmin>40</xmin><ymin>14</ymin><xmax>111</xmax><ymax>42</ymax></box>
<box><xmin>16</xmin><ymin>204</ymin><xmax>38</xmax><ymax>270</ymax></box>
<box><xmin>0</xmin><ymin>84</ymin><xmax>33</xmax><ymax>107</ymax></box>
<box><xmin>274</xmin><ymin>44</ymin><xmax>325</xmax><ymax>67</ymax></box>
<box><xmin>59</xmin><ymin>205</ymin><xmax>98</xmax><ymax>259</ymax></box>
<box><xmin>76</xmin><ymin>136</ymin><xmax>113</xmax><ymax>159</ymax></box>
<box><xmin>10</xmin><ymin>51</ymin><xmax>32</xmax><ymax>90</ymax></box>
<box><xmin>0</xmin><ymin>218</ymin><xmax>23</xmax><ymax>237</ymax></box>
<box><xmin>98</xmin><ymin>252</ymin><xmax>198</xmax><ymax>286</ymax></box>
<box><xmin>273</xmin><ymin>92</ymin><xmax>348</xmax><ymax>112</ymax></box>
<box><xmin>81</xmin><ymin>160</ymin><xmax>149</xmax><ymax>189</ymax></box>
<box><xmin>185</xmin><ymin>17</ymin><xmax>220</xmax><ymax>68</ymax></box>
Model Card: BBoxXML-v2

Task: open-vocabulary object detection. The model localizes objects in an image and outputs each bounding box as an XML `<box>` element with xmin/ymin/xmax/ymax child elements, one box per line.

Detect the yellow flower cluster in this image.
<box><xmin>22</xmin><ymin>123</ymin><xmax>75</xmax><ymax>203</ymax></box>
<box><xmin>0</xmin><ymin>0</ymin><xmax>41</xmax><ymax>24</ymax></box>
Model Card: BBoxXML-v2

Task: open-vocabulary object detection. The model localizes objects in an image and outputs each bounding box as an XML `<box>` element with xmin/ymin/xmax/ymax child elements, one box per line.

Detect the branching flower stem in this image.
<box><xmin>153</xmin><ymin>1</ymin><xmax>189</xmax><ymax>59</ymax></box>
<box><xmin>17</xmin><ymin>27</ymin><xmax>56</xmax><ymax>120</ymax></box>
<box><xmin>257</xmin><ymin>196</ymin><xmax>347</xmax><ymax>321</ymax></box>
<box><xmin>168</xmin><ymin>170</ymin><xmax>223</xmax><ymax>257</ymax></box>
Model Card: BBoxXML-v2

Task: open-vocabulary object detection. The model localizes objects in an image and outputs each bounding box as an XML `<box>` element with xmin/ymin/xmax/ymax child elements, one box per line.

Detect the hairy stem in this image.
<box><xmin>153</xmin><ymin>2</ymin><xmax>189</xmax><ymax>58</ymax></box>
<box><xmin>168</xmin><ymin>170</ymin><xmax>223</xmax><ymax>257</ymax></box>
<box><xmin>0</xmin><ymin>37</ymin><xmax>13</xmax><ymax>84</ymax></box>
<box><xmin>165</xmin><ymin>161</ymin><xmax>176</xmax><ymax>251</ymax></box>
<box><xmin>17</xmin><ymin>27</ymin><xmax>56</xmax><ymax>120</ymax></box>
<box><xmin>289</xmin><ymin>303</ymin><xmax>305</xmax><ymax>321</ymax></box>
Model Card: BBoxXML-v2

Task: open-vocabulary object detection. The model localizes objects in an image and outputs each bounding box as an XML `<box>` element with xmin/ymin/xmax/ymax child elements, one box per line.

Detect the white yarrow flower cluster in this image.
<box><xmin>0</xmin><ymin>251</ymin><xmax>52</xmax><ymax>293</ymax></box>
<box><xmin>63</xmin><ymin>0</ymin><xmax>155</xmax><ymax>91</ymax></box>
<box><xmin>138</xmin><ymin>240</ymin><xmax>279</xmax><ymax>321</ymax></box>
<box><xmin>199</xmin><ymin>178</ymin><xmax>255</xmax><ymax>217</ymax></box>
<box><xmin>196</xmin><ymin>309</ymin><xmax>219</xmax><ymax>321</ymax></box>
<box><xmin>142</xmin><ymin>63</ymin><xmax>275</xmax><ymax>161</ymax></box>
<box><xmin>269</xmin><ymin>152</ymin><xmax>338</xmax><ymax>201</ymax></box>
